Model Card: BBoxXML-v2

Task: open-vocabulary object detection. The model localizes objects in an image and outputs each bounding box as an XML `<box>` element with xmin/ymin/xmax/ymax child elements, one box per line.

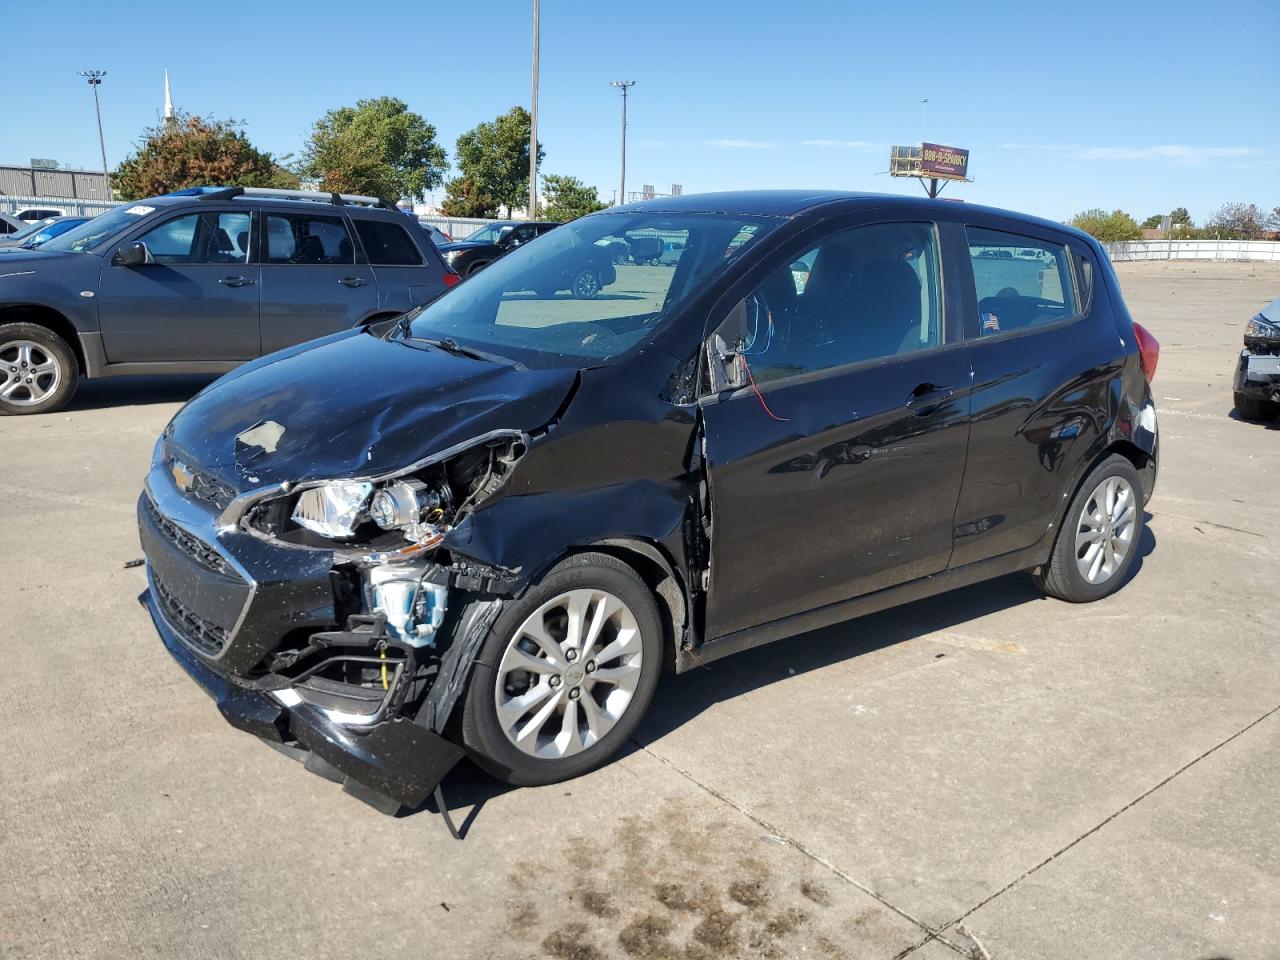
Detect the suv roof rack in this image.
<box><xmin>195</xmin><ymin>186</ymin><xmax>401</xmax><ymax>211</ymax></box>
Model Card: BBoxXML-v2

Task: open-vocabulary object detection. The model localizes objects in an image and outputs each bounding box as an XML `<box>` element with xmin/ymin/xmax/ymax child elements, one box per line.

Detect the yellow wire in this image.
<box><xmin>379</xmin><ymin>646</ymin><xmax>388</xmax><ymax>690</ymax></box>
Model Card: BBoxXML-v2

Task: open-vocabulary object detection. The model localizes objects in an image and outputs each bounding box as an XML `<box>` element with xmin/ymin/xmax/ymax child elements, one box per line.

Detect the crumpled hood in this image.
<box><xmin>166</xmin><ymin>329</ymin><xmax>577</xmax><ymax>489</ymax></box>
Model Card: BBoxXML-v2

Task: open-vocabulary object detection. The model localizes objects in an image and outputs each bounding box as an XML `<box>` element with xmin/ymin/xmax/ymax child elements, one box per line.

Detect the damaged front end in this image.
<box><xmin>139</xmin><ymin>427</ymin><xmax>533</xmax><ymax>815</ymax></box>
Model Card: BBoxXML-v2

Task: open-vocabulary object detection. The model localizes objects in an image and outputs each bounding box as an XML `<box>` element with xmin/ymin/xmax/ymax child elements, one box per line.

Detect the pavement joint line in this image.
<box><xmin>936</xmin><ymin>700</ymin><xmax>1280</xmax><ymax>936</ymax></box>
<box><xmin>628</xmin><ymin>737</ymin><xmax>958</xmax><ymax>952</ymax></box>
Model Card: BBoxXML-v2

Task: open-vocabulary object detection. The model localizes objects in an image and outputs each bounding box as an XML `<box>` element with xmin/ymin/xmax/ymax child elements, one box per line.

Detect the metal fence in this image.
<box><xmin>1102</xmin><ymin>239</ymin><xmax>1280</xmax><ymax>262</ymax></box>
<box><xmin>0</xmin><ymin>193</ymin><xmax>124</xmax><ymax>218</ymax></box>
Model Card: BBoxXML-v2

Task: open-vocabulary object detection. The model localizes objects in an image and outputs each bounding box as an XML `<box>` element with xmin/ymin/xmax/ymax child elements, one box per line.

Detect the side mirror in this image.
<box><xmin>113</xmin><ymin>241</ymin><xmax>152</xmax><ymax>267</ymax></box>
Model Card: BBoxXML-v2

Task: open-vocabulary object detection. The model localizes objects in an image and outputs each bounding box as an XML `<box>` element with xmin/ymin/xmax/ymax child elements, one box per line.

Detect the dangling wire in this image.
<box><xmin>739</xmin><ymin>353</ymin><xmax>788</xmax><ymax>422</ymax></box>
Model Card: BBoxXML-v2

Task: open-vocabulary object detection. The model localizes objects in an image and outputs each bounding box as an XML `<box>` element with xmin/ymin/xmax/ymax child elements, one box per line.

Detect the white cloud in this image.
<box><xmin>1000</xmin><ymin>142</ymin><xmax>1259</xmax><ymax>166</ymax></box>
<box><xmin>801</xmin><ymin>139</ymin><xmax>887</xmax><ymax>151</ymax></box>
<box><xmin>702</xmin><ymin>138</ymin><xmax>779</xmax><ymax>150</ymax></box>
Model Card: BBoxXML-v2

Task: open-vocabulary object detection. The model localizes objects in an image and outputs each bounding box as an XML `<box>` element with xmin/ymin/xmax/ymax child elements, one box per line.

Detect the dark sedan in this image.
<box><xmin>438</xmin><ymin>219</ymin><xmax>617</xmax><ymax>298</ymax></box>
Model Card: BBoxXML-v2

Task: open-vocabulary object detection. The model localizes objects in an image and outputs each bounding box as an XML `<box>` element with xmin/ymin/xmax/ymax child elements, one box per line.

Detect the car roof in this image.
<box><xmin>605</xmin><ymin>190</ymin><xmax>1089</xmax><ymax>242</ymax></box>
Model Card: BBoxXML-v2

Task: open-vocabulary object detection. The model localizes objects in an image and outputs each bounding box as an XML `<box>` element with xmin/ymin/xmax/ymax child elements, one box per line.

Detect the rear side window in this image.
<box><xmin>266</xmin><ymin>213</ymin><xmax>354</xmax><ymax>264</ymax></box>
<box><xmin>966</xmin><ymin>227</ymin><xmax>1078</xmax><ymax>335</ymax></box>
<box><xmin>354</xmin><ymin>219</ymin><xmax>423</xmax><ymax>266</ymax></box>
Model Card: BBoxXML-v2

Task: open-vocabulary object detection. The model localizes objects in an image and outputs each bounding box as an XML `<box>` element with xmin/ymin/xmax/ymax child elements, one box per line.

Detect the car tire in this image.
<box><xmin>0</xmin><ymin>322</ymin><xmax>77</xmax><ymax>416</ymax></box>
<box><xmin>571</xmin><ymin>269</ymin><xmax>601</xmax><ymax>300</ymax></box>
<box><xmin>1035</xmin><ymin>454</ymin><xmax>1144</xmax><ymax>603</ymax></box>
<box><xmin>461</xmin><ymin>552</ymin><xmax>663</xmax><ymax>786</ymax></box>
<box><xmin>1234</xmin><ymin>392</ymin><xmax>1279</xmax><ymax>422</ymax></box>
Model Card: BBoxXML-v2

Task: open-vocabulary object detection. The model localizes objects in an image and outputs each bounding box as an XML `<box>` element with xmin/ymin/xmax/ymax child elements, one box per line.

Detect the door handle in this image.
<box><xmin>906</xmin><ymin>383</ymin><xmax>955</xmax><ymax>416</ymax></box>
<box><xmin>338</xmin><ymin>276</ymin><xmax>368</xmax><ymax>287</ymax></box>
<box><xmin>218</xmin><ymin>276</ymin><xmax>255</xmax><ymax>287</ymax></box>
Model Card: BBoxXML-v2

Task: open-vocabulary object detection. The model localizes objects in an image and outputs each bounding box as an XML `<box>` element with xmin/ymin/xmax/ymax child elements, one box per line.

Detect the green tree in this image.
<box><xmin>112</xmin><ymin>112</ymin><xmax>298</xmax><ymax>200</ymax></box>
<box><xmin>542</xmin><ymin>174</ymin><xmax>606</xmax><ymax>221</ymax></box>
<box><xmin>1170</xmin><ymin>206</ymin><xmax>1192</xmax><ymax>226</ymax></box>
<box><xmin>443</xmin><ymin>106</ymin><xmax>543</xmax><ymax>216</ymax></box>
<box><xmin>1069</xmin><ymin>208</ymin><xmax>1142</xmax><ymax>242</ymax></box>
<box><xmin>1206</xmin><ymin>202</ymin><xmax>1268</xmax><ymax>240</ymax></box>
<box><xmin>1141</xmin><ymin>214</ymin><xmax>1162</xmax><ymax>229</ymax></box>
<box><xmin>301</xmin><ymin>96</ymin><xmax>446</xmax><ymax>202</ymax></box>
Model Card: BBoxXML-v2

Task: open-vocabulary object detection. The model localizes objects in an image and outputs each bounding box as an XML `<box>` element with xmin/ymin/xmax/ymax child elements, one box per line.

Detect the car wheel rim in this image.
<box><xmin>0</xmin><ymin>340</ymin><xmax>61</xmax><ymax>406</ymax></box>
<box><xmin>1074</xmin><ymin>475</ymin><xmax>1136</xmax><ymax>584</ymax></box>
<box><xmin>494</xmin><ymin>588</ymin><xmax>643</xmax><ymax>760</ymax></box>
<box><xmin>575</xmin><ymin>272</ymin><xmax>599</xmax><ymax>297</ymax></box>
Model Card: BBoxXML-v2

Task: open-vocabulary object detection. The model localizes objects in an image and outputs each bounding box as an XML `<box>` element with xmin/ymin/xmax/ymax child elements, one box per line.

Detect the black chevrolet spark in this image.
<box><xmin>139</xmin><ymin>191</ymin><xmax>1160</xmax><ymax>812</ymax></box>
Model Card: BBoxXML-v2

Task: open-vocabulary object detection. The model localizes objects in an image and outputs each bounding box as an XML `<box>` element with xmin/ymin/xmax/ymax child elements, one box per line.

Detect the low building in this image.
<box><xmin>0</xmin><ymin>163</ymin><xmax>111</xmax><ymax>201</ymax></box>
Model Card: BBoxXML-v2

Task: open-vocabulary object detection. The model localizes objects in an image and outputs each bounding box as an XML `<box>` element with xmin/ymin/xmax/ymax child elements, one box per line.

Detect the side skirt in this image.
<box><xmin>675</xmin><ymin>538</ymin><xmax>1050</xmax><ymax>673</ymax></box>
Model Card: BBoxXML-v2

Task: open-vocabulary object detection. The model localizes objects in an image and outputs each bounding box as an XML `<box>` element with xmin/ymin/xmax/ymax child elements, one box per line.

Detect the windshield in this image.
<box><xmin>6</xmin><ymin>218</ymin><xmax>55</xmax><ymax>242</ymax></box>
<box><xmin>40</xmin><ymin>204</ymin><xmax>158</xmax><ymax>254</ymax></box>
<box><xmin>23</xmin><ymin>219</ymin><xmax>84</xmax><ymax>247</ymax></box>
<box><xmin>463</xmin><ymin>222</ymin><xmax>515</xmax><ymax>244</ymax></box>
<box><xmin>404</xmin><ymin>211</ymin><xmax>780</xmax><ymax>368</ymax></box>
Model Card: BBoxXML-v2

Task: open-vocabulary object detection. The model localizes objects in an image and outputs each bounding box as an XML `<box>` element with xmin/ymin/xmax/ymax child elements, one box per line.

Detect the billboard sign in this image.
<box><xmin>919</xmin><ymin>142</ymin><xmax>968</xmax><ymax>180</ymax></box>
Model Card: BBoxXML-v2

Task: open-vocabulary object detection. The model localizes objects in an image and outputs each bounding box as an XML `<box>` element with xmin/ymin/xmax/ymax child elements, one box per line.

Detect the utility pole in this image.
<box><xmin>610</xmin><ymin>81</ymin><xmax>635</xmax><ymax>207</ymax></box>
<box><xmin>78</xmin><ymin>70</ymin><xmax>108</xmax><ymax>182</ymax></box>
<box><xmin>528</xmin><ymin>0</ymin><xmax>539</xmax><ymax>218</ymax></box>
<box><xmin>919</xmin><ymin>97</ymin><xmax>929</xmax><ymax>144</ymax></box>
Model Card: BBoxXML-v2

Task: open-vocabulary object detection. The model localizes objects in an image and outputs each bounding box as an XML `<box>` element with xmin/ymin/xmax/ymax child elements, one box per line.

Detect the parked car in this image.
<box><xmin>0</xmin><ymin>215</ymin><xmax>89</xmax><ymax>249</ymax></box>
<box><xmin>16</xmin><ymin>207</ymin><xmax>64</xmax><ymax>221</ymax></box>
<box><xmin>0</xmin><ymin>186</ymin><xmax>457</xmax><ymax>414</ymax></box>
<box><xmin>137</xmin><ymin>190</ymin><xmax>1160</xmax><ymax>814</ymax></box>
<box><xmin>1234</xmin><ymin>296</ymin><xmax>1280</xmax><ymax>421</ymax></box>
<box><xmin>436</xmin><ymin>220</ymin><xmax>560</xmax><ymax>277</ymax></box>
<box><xmin>0</xmin><ymin>212</ymin><xmax>25</xmax><ymax>235</ymax></box>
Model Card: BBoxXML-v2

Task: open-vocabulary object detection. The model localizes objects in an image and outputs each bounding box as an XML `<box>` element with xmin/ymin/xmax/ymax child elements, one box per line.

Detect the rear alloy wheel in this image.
<box><xmin>462</xmin><ymin>553</ymin><xmax>662</xmax><ymax>785</ymax></box>
<box><xmin>571</xmin><ymin>269</ymin><xmax>601</xmax><ymax>299</ymax></box>
<box><xmin>1035</xmin><ymin>454</ymin><xmax>1144</xmax><ymax>602</ymax></box>
<box><xmin>0</xmin><ymin>323</ymin><xmax>77</xmax><ymax>415</ymax></box>
<box><xmin>1234</xmin><ymin>392</ymin><xmax>1280</xmax><ymax>422</ymax></box>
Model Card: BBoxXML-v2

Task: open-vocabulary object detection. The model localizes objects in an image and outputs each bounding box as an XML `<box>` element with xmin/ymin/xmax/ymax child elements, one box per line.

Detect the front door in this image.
<box><xmin>258</xmin><ymin>210</ymin><xmax>379</xmax><ymax>354</ymax></box>
<box><xmin>98</xmin><ymin>209</ymin><xmax>259</xmax><ymax>362</ymax></box>
<box><xmin>700</xmin><ymin>218</ymin><xmax>971</xmax><ymax>640</ymax></box>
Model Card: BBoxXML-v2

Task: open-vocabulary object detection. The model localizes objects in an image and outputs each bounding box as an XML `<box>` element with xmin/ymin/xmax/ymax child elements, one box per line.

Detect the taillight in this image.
<box><xmin>442</xmin><ymin>271</ymin><xmax>461</xmax><ymax>288</ymax></box>
<box><xmin>1133</xmin><ymin>322</ymin><xmax>1159</xmax><ymax>382</ymax></box>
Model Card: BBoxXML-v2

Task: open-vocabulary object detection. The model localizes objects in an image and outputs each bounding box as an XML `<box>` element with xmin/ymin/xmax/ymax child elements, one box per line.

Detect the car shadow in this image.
<box><xmin>65</xmin><ymin>373</ymin><xmax>219</xmax><ymax>412</ymax></box>
<box><xmin>419</xmin><ymin>517</ymin><xmax>1157</xmax><ymax>837</ymax></box>
<box><xmin>1226</xmin><ymin>407</ymin><xmax>1280</xmax><ymax>429</ymax></box>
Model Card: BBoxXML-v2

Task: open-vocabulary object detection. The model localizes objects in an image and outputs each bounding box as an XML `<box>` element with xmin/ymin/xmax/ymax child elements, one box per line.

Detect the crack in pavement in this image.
<box><xmin>629</xmin><ymin>737</ymin><xmax>971</xmax><ymax>958</ymax></box>
<box><xmin>925</xmin><ymin>702</ymin><xmax>1280</xmax><ymax>949</ymax></box>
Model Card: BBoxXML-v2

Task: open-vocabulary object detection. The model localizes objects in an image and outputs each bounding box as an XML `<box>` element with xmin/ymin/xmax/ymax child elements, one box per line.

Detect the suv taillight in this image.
<box><xmin>442</xmin><ymin>271</ymin><xmax>461</xmax><ymax>288</ymax></box>
<box><xmin>1133</xmin><ymin>322</ymin><xmax>1159</xmax><ymax>382</ymax></box>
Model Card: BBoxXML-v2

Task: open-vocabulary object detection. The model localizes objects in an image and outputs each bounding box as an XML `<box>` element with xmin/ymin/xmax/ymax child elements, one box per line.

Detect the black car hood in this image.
<box><xmin>166</xmin><ymin>329</ymin><xmax>577</xmax><ymax>489</ymax></box>
<box><xmin>436</xmin><ymin>240</ymin><xmax>498</xmax><ymax>255</ymax></box>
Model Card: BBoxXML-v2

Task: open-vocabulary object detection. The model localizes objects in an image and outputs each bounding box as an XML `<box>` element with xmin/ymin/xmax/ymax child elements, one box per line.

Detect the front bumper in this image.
<box><xmin>1235</xmin><ymin>349</ymin><xmax>1280</xmax><ymax>400</ymax></box>
<box><xmin>142</xmin><ymin>581</ymin><xmax>463</xmax><ymax>808</ymax></box>
<box><xmin>137</xmin><ymin>450</ymin><xmax>465</xmax><ymax>809</ymax></box>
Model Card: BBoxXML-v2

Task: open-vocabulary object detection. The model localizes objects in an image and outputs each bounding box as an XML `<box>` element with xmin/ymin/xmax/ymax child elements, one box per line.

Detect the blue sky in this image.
<box><xmin>3</xmin><ymin>0</ymin><xmax>1275</xmax><ymax>224</ymax></box>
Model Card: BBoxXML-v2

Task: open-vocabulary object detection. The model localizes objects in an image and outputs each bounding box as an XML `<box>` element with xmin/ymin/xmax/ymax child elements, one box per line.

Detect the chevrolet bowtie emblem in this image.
<box><xmin>171</xmin><ymin>460</ymin><xmax>194</xmax><ymax>494</ymax></box>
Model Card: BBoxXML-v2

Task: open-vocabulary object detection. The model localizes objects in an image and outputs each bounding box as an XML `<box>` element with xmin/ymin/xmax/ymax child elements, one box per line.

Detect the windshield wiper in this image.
<box><xmin>413</xmin><ymin>335</ymin><xmax>524</xmax><ymax>368</ymax></box>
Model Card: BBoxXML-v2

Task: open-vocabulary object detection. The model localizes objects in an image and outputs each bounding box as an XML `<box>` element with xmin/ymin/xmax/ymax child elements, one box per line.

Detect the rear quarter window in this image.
<box><xmin>354</xmin><ymin>219</ymin><xmax>424</xmax><ymax>266</ymax></box>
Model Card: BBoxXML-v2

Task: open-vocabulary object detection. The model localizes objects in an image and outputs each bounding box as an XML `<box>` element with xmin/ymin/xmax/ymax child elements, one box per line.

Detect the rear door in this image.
<box><xmin>351</xmin><ymin>216</ymin><xmax>447</xmax><ymax>315</ymax></box>
<box><xmin>699</xmin><ymin>215</ymin><xmax>972</xmax><ymax>640</ymax></box>
<box><xmin>258</xmin><ymin>208</ymin><xmax>378</xmax><ymax>354</ymax></box>
<box><xmin>97</xmin><ymin>208</ymin><xmax>259</xmax><ymax>362</ymax></box>
<box><xmin>949</xmin><ymin>219</ymin><xmax>1119</xmax><ymax>566</ymax></box>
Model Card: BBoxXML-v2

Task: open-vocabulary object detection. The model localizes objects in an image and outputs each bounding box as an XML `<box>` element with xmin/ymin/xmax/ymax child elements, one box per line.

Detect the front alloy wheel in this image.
<box><xmin>0</xmin><ymin>340</ymin><xmax>61</xmax><ymax>408</ymax></box>
<box><xmin>495</xmin><ymin>589</ymin><xmax>643</xmax><ymax>759</ymax></box>
<box><xmin>461</xmin><ymin>552</ymin><xmax>663</xmax><ymax>786</ymax></box>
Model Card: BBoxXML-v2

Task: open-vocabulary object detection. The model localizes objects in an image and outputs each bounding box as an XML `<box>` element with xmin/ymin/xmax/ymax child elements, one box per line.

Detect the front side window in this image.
<box><xmin>354</xmin><ymin>219</ymin><xmax>423</xmax><ymax>266</ymax></box>
<box><xmin>722</xmin><ymin>221</ymin><xmax>943</xmax><ymax>386</ymax></box>
<box><xmin>966</xmin><ymin>226</ymin><xmax>1078</xmax><ymax>335</ymax></box>
<box><xmin>404</xmin><ymin>212</ymin><xmax>780</xmax><ymax>367</ymax></box>
<box><xmin>136</xmin><ymin>211</ymin><xmax>251</xmax><ymax>265</ymax></box>
<box><xmin>266</xmin><ymin>213</ymin><xmax>354</xmax><ymax>264</ymax></box>
<box><xmin>464</xmin><ymin>222</ymin><xmax>514</xmax><ymax>245</ymax></box>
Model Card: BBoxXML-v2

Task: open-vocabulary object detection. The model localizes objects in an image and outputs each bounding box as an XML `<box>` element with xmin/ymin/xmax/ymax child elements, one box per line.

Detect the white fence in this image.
<box><xmin>1103</xmin><ymin>239</ymin><xmax>1280</xmax><ymax>262</ymax></box>
<box><xmin>0</xmin><ymin>193</ymin><xmax>498</xmax><ymax>243</ymax></box>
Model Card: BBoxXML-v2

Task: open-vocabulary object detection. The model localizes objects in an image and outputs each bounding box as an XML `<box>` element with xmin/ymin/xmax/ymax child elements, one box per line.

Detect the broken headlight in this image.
<box><xmin>292</xmin><ymin>481</ymin><xmax>374</xmax><ymax>539</ymax></box>
<box><xmin>1245</xmin><ymin>316</ymin><xmax>1280</xmax><ymax>342</ymax></box>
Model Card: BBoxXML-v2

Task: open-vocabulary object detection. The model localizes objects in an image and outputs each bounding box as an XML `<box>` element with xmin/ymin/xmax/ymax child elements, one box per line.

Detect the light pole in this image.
<box><xmin>528</xmin><ymin>0</ymin><xmax>539</xmax><ymax>218</ymax></box>
<box><xmin>610</xmin><ymin>81</ymin><xmax>635</xmax><ymax>207</ymax></box>
<box><xmin>919</xmin><ymin>97</ymin><xmax>929</xmax><ymax>144</ymax></box>
<box><xmin>78</xmin><ymin>70</ymin><xmax>109</xmax><ymax>182</ymax></box>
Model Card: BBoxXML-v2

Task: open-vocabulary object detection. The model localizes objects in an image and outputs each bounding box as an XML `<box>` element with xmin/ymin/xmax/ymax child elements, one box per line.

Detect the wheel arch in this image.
<box><xmin>0</xmin><ymin>303</ymin><xmax>86</xmax><ymax>374</ymax></box>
